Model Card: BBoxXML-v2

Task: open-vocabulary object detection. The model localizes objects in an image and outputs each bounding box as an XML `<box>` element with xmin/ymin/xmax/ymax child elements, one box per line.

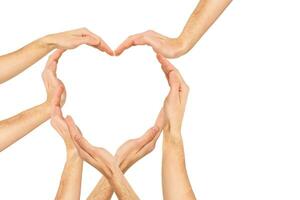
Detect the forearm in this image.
<box><xmin>55</xmin><ymin>148</ymin><xmax>83</xmax><ymax>200</ymax></box>
<box><xmin>87</xmin><ymin>177</ymin><xmax>114</xmax><ymax>200</ymax></box>
<box><xmin>162</xmin><ymin>131</ymin><xmax>196</xmax><ymax>200</ymax></box>
<box><xmin>0</xmin><ymin>102</ymin><xmax>50</xmax><ymax>151</ymax></box>
<box><xmin>0</xmin><ymin>36</ymin><xmax>54</xmax><ymax>84</ymax></box>
<box><xmin>108</xmin><ymin>167</ymin><xmax>139</xmax><ymax>200</ymax></box>
<box><xmin>88</xmin><ymin>164</ymin><xmax>130</xmax><ymax>200</ymax></box>
<box><xmin>179</xmin><ymin>0</ymin><xmax>232</xmax><ymax>53</ymax></box>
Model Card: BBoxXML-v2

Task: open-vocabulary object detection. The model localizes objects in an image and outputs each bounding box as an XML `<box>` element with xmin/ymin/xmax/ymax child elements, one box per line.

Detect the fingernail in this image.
<box><xmin>152</xmin><ymin>126</ymin><xmax>159</xmax><ymax>132</ymax></box>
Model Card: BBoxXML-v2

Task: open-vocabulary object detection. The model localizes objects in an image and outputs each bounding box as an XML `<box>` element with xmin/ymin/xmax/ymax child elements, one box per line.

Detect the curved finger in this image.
<box><xmin>135</xmin><ymin>139</ymin><xmax>157</xmax><ymax>160</ymax></box>
<box><xmin>167</xmin><ymin>71</ymin><xmax>181</xmax><ymax>102</ymax></box>
<box><xmin>46</xmin><ymin>49</ymin><xmax>65</xmax><ymax>68</ymax></box>
<box><xmin>52</xmin><ymin>82</ymin><xmax>65</xmax><ymax>107</ymax></box>
<box><xmin>157</xmin><ymin>54</ymin><xmax>175</xmax><ymax>77</ymax></box>
<box><xmin>137</xmin><ymin>126</ymin><xmax>159</xmax><ymax>147</ymax></box>
<box><xmin>154</xmin><ymin>108</ymin><xmax>166</xmax><ymax>131</ymax></box>
<box><xmin>78</xmin><ymin>29</ymin><xmax>114</xmax><ymax>56</ymax></box>
<box><xmin>65</xmin><ymin>116</ymin><xmax>96</xmax><ymax>156</ymax></box>
<box><xmin>114</xmin><ymin>34</ymin><xmax>143</xmax><ymax>56</ymax></box>
<box><xmin>97</xmin><ymin>39</ymin><xmax>114</xmax><ymax>56</ymax></box>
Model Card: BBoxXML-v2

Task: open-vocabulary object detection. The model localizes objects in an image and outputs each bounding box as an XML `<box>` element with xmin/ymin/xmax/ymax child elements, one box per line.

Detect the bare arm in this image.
<box><xmin>55</xmin><ymin>149</ymin><xmax>83</xmax><ymax>200</ymax></box>
<box><xmin>115</xmin><ymin>0</ymin><xmax>232</xmax><ymax>58</ymax></box>
<box><xmin>0</xmin><ymin>50</ymin><xmax>66</xmax><ymax>152</ymax></box>
<box><xmin>0</xmin><ymin>28</ymin><xmax>113</xmax><ymax>84</ymax></box>
<box><xmin>51</xmin><ymin>106</ymin><xmax>83</xmax><ymax>200</ymax></box>
<box><xmin>65</xmin><ymin>116</ymin><xmax>140</xmax><ymax>200</ymax></box>
<box><xmin>0</xmin><ymin>38</ymin><xmax>54</xmax><ymax>84</ymax></box>
<box><xmin>0</xmin><ymin>103</ymin><xmax>50</xmax><ymax>151</ymax></box>
<box><xmin>158</xmin><ymin>55</ymin><xmax>196</xmax><ymax>200</ymax></box>
<box><xmin>179</xmin><ymin>0</ymin><xmax>232</xmax><ymax>54</ymax></box>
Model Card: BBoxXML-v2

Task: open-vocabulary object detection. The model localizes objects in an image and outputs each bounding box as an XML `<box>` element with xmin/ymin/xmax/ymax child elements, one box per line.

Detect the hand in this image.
<box><xmin>42</xmin><ymin>50</ymin><xmax>66</xmax><ymax>112</ymax></box>
<box><xmin>115</xmin><ymin>30</ymin><xmax>186</xmax><ymax>58</ymax></box>
<box><xmin>42</xmin><ymin>28</ymin><xmax>114</xmax><ymax>56</ymax></box>
<box><xmin>65</xmin><ymin>116</ymin><xmax>117</xmax><ymax>178</ymax></box>
<box><xmin>157</xmin><ymin>54</ymin><xmax>189</xmax><ymax>132</ymax></box>
<box><xmin>115</xmin><ymin>109</ymin><xmax>165</xmax><ymax>172</ymax></box>
<box><xmin>50</xmin><ymin>106</ymin><xmax>75</xmax><ymax>149</ymax></box>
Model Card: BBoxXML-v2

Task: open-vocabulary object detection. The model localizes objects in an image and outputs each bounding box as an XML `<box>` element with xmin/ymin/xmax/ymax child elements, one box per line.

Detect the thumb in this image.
<box><xmin>167</xmin><ymin>71</ymin><xmax>180</xmax><ymax>100</ymax></box>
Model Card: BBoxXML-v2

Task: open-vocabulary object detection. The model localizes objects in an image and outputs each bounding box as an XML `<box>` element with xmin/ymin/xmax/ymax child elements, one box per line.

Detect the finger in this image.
<box><xmin>78</xmin><ymin>29</ymin><xmax>114</xmax><ymax>56</ymax></box>
<box><xmin>154</xmin><ymin>108</ymin><xmax>166</xmax><ymax>132</ymax></box>
<box><xmin>52</xmin><ymin>81</ymin><xmax>65</xmax><ymax>107</ymax></box>
<box><xmin>97</xmin><ymin>39</ymin><xmax>114</xmax><ymax>56</ymax></box>
<box><xmin>138</xmin><ymin>140</ymin><xmax>156</xmax><ymax>157</ymax></box>
<box><xmin>46</xmin><ymin>49</ymin><xmax>65</xmax><ymax>68</ymax></box>
<box><xmin>50</xmin><ymin>106</ymin><xmax>69</xmax><ymax>135</ymax></box>
<box><xmin>65</xmin><ymin>116</ymin><xmax>97</xmax><ymax>164</ymax></box>
<box><xmin>114</xmin><ymin>34</ymin><xmax>142</xmax><ymax>56</ymax></box>
<box><xmin>135</xmin><ymin>135</ymin><xmax>159</xmax><ymax>160</ymax></box>
<box><xmin>65</xmin><ymin>116</ymin><xmax>96</xmax><ymax>155</ymax></box>
<box><xmin>157</xmin><ymin>54</ymin><xmax>175</xmax><ymax>77</ymax></box>
<box><xmin>65</xmin><ymin>116</ymin><xmax>81</xmax><ymax>138</ymax></box>
<box><xmin>167</xmin><ymin>71</ymin><xmax>181</xmax><ymax>102</ymax></box>
<box><xmin>137</xmin><ymin>126</ymin><xmax>160</xmax><ymax>147</ymax></box>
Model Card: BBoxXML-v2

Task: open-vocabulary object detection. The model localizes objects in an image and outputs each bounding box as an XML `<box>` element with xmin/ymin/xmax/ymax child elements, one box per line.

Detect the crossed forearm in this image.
<box><xmin>88</xmin><ymin>165</ymin><xmax>138</xmax><ymax>200</ymax></box>
<box><xmin>179</xmin><ymin>0</ymin><xmax>232</xmax><ymax>53</ymax></box>
<box><xmin>55</xmin><ymin>149</ymin><xmax>83</xmax><ymax>200</ymax></box>
<box><xmin>0</xmin><ymin>102</ymin><xmax>50</xmax><ymax>152</ymax></box>
<box><xmin>88</xmin><ymin>177</ymin><xmax>114</xmax><ymax>200</ymax></box>
<box><xmin>0</xmin><ymin>37</ymin><xmax>54</xmax><ymax>84</ymax></box>
<box><xmin>162</xmin><ymin>131</ymin><xmax>196</xmax><ymax>200</ymax></box>
<box><xmin>108</xmin><ymin>168</ymin><xmax>140</xmax><ymax>200</ymax></box>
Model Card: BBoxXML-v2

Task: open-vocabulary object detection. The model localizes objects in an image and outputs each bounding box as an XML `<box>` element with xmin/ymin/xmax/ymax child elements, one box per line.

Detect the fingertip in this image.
<box><xmin>156</xmin><ymin>54</ymin><xmax>163</xmax><ymax>62</ymax></box>
<box><xmin>65</xmin><ymin>115</ymin><xmax>73</xmax><ymax>123</ymax></box>
<box><xmin>152</xmin><ymin>126</ymin><xmax>159</xmax><ymax>133</ymax></box>
<box><xmin>114</xmin><ymin>48</ymin><xmax>122</xmax><ymax>56</ymax></box>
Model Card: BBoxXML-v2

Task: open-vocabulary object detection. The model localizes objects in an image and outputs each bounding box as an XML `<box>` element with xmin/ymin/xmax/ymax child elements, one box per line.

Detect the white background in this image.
<box><xmin>0</xmin><ymin>0</ymin><xmax>300</xmax><ymax>199</ymax></box>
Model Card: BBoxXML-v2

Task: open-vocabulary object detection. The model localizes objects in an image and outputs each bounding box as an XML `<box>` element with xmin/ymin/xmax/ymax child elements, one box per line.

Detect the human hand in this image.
<box><xmin>157</xmin><ymin>54</ymin><xmax>189</xmax><ymax>132</ymax></box>
<box><xmin>65</xmin><ymin>116</ymin><xmax>118</xmax><ymax>178</ymax></box>
<box><xmin>42</xmin><ymin>28</ymin><xmax>114</xmax><ymax>56</ymax></box>
<box><xmin>50</xmin><ymin>106</ymin><xmax>76</xmax><ymax>149</ymax></box>
<box><xmin>115</xmin><ymin>109</ymin><xmax>165</xmax><ymax>172</ymax></box>
<box><xmin>115</xmin><ymin>30</ymin><xmax>186</xmax><ymax>58</ymax></box>
<box><xmin>42</xmin><ymin>50</ymin><xmax>66</xmax><ymax>114</ymax></box>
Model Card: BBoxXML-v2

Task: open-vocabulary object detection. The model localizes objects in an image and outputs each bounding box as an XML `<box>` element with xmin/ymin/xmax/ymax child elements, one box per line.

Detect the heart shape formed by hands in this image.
<box><xmin>42</xmin><ymin>30</ymin><xmax>189</xmax><ymax>198</ymax></box>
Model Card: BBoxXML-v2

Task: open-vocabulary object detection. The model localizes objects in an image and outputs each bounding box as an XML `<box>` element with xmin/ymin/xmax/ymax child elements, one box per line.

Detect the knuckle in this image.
<box><xmin>146</xmin><ymin>30</ymin><xmax>154</xmax><ymax>34</ymax></box>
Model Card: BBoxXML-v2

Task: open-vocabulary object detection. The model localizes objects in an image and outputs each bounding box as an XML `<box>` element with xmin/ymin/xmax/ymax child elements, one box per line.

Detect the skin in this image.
<box><xmin>157</xmin><ymin>54</ymin><xmax>196</xmax><ymax>200</ymax></box>
<box><xmin>115</xmin><ymin>0</ymin><xmax>232</xmax><ymax>58</ymax></box>
<box><xmin>65</xmin><ymin>116</ymin><xmax>142</xmax><ymax>200</ymax></box>
<box><xmin>51</xmin><ymin>106</ymin><xmax>83</xmax><ymax>200</ymax></box>
<box><xmin>87</xmin><ymin>109</ymin><xmax>165</xmax><ymax>200</ymax></box>
<box><xmin>0</xmin><ymin>50</ymin><xmax>66</xmax><ymax>152</ymax></box>
<box><xmin>0</xmin><ymin>27</ymin><xmax>113</xmax><ymax>84</ymax></box>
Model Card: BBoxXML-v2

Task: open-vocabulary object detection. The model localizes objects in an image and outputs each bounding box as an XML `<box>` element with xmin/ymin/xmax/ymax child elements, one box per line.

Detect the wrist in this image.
<box><xmin>163</xmin><ymin>129</ymin><xmax>183</xmax><ymax>145</ymax></box>
<box><xmin>40</xmin><ymin>102</ymin><xmax>52</xmax><ymax>118</ymax></box>
<box><xmin>39</xmin><ymin>34</ymin><xmax>57</xmax><ymax>50</ymax></box>
<box><xmin>66</xmin><ymin>147</ymin><xmax>81</xmax><ymax>160</ymax></box>
<box><xmin>176</xmin><ymin>34</ymin><xmax>189</xmax><ymax>55</ymax></box>
<box><xmin>65</xmin><ymin>140</ymin><xmax>77</xmax><ymax>152</ymax></box>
